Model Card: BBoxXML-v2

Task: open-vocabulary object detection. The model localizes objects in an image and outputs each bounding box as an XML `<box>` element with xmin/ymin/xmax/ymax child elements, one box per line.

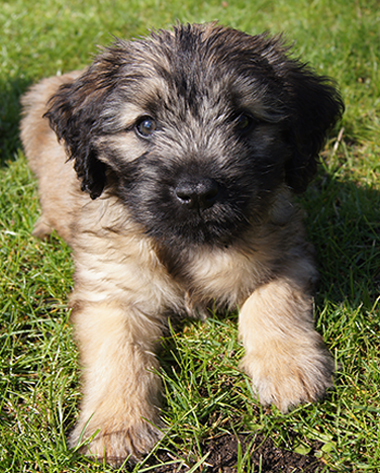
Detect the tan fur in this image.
<box><xmin>20</xmin><ymin>24</ymin><xmax>340</xmax><ymax>466</ymax></box>
<box><xmin>20</xmin><ymin>72</ymin><xmax>84</xmax><ymax>242</ymax></box>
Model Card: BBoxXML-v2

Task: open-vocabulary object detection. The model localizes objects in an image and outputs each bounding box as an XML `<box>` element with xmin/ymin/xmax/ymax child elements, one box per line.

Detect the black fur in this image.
<box><xmin>45</xmin><ymin>23</ymin><xmax>344</xmax><ymax>245</ymax></box>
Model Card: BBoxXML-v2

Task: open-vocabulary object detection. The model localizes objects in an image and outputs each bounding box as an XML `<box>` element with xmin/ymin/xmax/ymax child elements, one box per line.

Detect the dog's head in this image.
<box><xmin>45</xmin><ymin>23</ymin><xmax>343</xmax><ymax>248</ymax></box>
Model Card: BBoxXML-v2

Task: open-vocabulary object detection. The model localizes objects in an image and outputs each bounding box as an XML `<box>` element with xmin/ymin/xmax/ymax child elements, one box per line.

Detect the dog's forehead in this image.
<box><xmin>111</xmin><ymin>25</ymin><xmax>288</xmax><ymax>123</ymax></box>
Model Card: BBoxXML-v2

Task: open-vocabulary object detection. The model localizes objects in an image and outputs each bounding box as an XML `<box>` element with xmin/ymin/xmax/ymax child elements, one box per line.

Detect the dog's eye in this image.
<box><xmin>135</xmin><ymin>116</ymin><xmax>157</xmax><ymax>138</ymax></box>
<box><xmin>234</xmin><ymin>113</ymin><xmax>258</xmax><ymax>134</ymax></box>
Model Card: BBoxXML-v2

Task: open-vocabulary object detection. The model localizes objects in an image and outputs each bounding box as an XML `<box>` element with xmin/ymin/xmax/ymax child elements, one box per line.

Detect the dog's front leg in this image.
<box><xmin>239</xmin><ymin>275</ymin><xmax>334</xmax><ymax>412</ymax></box>
<box><xmin>69</xmin><ymin>300</ymin><xmax>163</xmax><ymax>465</ymax></box>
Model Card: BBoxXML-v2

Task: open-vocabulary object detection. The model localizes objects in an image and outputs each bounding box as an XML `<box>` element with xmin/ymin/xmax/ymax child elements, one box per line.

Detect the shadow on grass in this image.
<box><xmin>303</xmin><ymin>172</ymin><xmax>380</xmax><ymax>311</ymax></box>
<box><xmin>0</xmin><ymin>76</ymin><xmax>32</xmax><ymax>166</ymax></box>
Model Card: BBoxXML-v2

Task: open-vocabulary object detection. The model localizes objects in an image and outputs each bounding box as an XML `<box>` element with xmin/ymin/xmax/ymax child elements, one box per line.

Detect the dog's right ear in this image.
<box><xmin>44</xmin><ymin>70</ymin><xmax>108</xmax><ymax>199</ymax></box>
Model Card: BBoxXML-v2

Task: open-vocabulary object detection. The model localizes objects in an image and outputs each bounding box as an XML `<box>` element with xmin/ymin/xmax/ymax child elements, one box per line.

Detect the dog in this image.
<box><xmin>20</xmin><ymin>23</ymin><xmax>344</xmax><ymax>465</ymax></box>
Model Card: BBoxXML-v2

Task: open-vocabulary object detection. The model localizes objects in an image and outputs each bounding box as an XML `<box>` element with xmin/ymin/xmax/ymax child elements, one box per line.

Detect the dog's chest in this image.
<box><xmin>174</xmin><ymin>244</ymin><xmax>272</xmax><ymax>311</ymax></box>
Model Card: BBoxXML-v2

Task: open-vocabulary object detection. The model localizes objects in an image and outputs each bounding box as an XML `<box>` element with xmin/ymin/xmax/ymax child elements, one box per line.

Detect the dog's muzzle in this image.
<box><xmin>174</xmin><ymin>178</ymin><xmax>219</xmax><ymax>210</ymax></box>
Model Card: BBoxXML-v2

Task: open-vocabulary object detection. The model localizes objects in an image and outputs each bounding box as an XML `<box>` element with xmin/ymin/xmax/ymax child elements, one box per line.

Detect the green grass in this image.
<box><xmin>1</xmin><ymin>0</ymin><xmax>379</xmax><ymax>471</ymax></box>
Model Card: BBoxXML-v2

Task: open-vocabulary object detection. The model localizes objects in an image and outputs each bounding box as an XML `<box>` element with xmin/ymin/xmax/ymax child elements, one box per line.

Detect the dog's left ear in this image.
<box><xmin>44</xmin><ymin>68</ymin><xmax>109</xmax><ymax>199</ymax></box>
<box><xmin>283</xmin><ymin>65</ymin><xmax>344</xmax><ymax>193</ymax></box>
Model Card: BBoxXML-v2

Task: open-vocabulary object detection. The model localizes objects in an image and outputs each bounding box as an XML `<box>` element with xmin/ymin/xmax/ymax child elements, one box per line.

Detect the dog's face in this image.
<box><xmin>45</xmin><ymin>24</ymin><xmax>343</xmax><ymax>251</ymax></box>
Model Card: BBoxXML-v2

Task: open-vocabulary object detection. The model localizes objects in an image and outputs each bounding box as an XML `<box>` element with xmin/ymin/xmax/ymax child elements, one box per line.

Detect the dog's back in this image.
<box><xmin>21</xmin><ymin>72</ymin><xmax>83</xmax><ymax>242</ymax></box>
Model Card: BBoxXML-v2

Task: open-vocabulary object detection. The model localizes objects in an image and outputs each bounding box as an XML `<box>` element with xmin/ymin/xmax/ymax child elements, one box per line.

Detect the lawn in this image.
<box><xmin>1</xmin><ymin>0</ymin><xmax>379</xmax><ymax>471</ymax></box>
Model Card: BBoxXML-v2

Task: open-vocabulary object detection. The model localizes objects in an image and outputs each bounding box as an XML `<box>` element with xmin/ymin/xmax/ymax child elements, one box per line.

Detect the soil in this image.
<box><xmin>146</xmin><ymin>432</ymin><xmax>327</xmax><ymax>472</ymax></box>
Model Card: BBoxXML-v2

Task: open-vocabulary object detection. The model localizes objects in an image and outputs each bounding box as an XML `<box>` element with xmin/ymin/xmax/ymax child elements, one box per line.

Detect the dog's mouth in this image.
<box><xmin>121</xmin><ymin>177</ymin><xmax>255</xmax><ymax>248</ymax></box>
<box><xmin>168</xmin><ymin>178</ymin><xmax>252</xmax><ymax>246</ymax></box>
<box><xmin>147</xmin><ymin>204</ymin><xmax>249</xmax><ymax>248</ymax></box>
<box><xmin>114</xmin><ymin>155</ymin><xmax>265</xmax><ymax>248</ymax></box>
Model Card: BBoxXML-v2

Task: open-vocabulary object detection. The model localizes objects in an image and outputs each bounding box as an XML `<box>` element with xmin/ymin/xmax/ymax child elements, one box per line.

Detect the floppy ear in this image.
<box><xmin>44</xmin><ymin>68</ymin><xmax>109</xmax><ymax>199</ymax></box>
<box><xmin>284</xmin><ymin>66</ymin><xmax>344</xmax><ymax>193</ymax></box>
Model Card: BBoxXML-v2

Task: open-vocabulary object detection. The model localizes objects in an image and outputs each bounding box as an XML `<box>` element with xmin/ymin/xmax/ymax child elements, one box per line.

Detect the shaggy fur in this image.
<box><xmin>21</xmin><ymin>23</ymin><xmax>344</xmax><ymax>465</ymax></box>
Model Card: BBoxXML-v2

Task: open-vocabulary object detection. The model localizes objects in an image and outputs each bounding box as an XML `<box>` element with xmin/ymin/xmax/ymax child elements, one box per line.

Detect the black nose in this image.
<box><xmin>175</xmin><ymin>178</ymin><xmax>219</xmax><ymax>210</ymax></box>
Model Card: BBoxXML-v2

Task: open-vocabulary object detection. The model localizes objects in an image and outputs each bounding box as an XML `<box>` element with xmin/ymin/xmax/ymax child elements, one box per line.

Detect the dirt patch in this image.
<box><xmin>204</xmin><ymin>432</ymin><xmax>324</xmax><ymax>472</ymax></box>
<box><xmin>146</xmin><ymin>432</ymin><xmax>327</xmax><ymax>472</ymax></box>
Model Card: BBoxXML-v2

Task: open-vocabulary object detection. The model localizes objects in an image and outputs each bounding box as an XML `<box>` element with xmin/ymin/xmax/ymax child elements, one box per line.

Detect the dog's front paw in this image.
<box><xmin>242</xmin><ymin>339</ymin><xmax>334</xmax><ymax>412</ymax></box>
<box><xmin>70</xmin><ymin>418</ymin><xmax>163</xmax><ymax>466</ymax></box>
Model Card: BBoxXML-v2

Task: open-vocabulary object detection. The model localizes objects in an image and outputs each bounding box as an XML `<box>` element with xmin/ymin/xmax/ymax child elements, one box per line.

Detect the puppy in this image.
<box><xmin>21</xmin><ymin>23</ymin><xmax>344</xmax><ymax>465</ymax></box>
